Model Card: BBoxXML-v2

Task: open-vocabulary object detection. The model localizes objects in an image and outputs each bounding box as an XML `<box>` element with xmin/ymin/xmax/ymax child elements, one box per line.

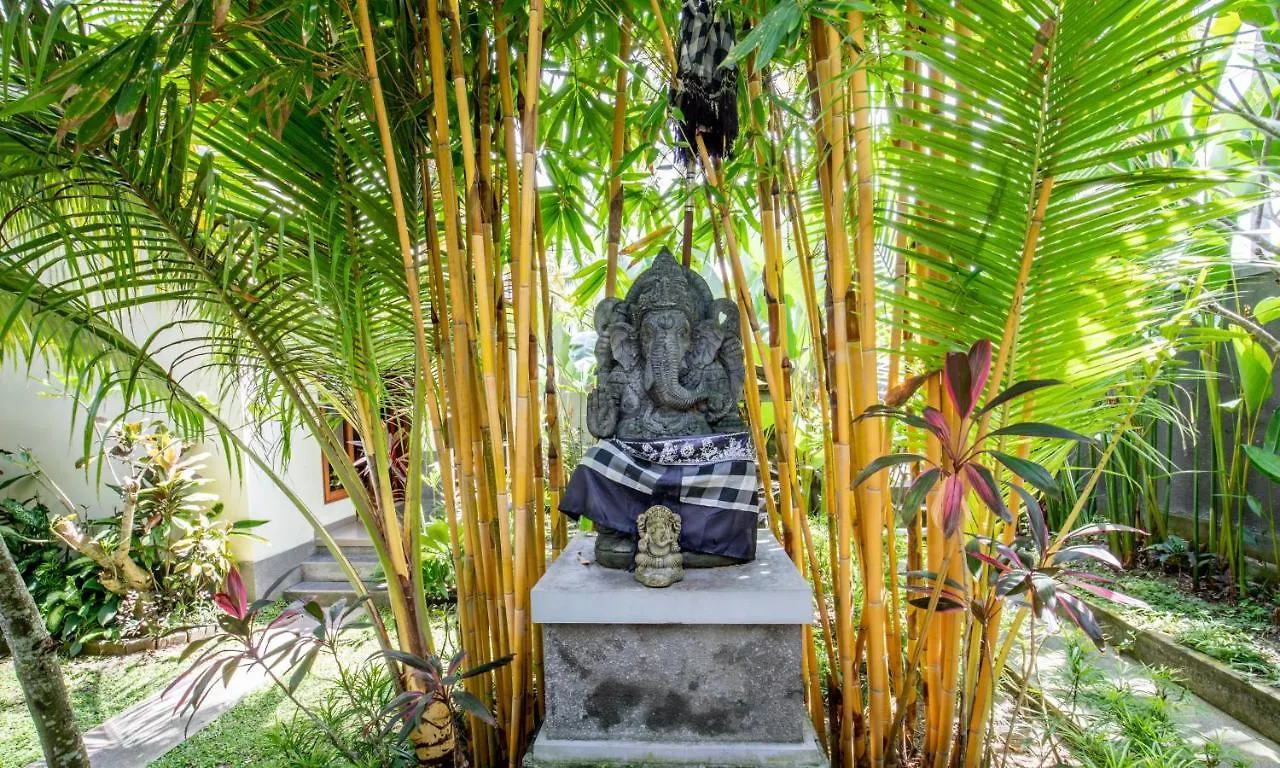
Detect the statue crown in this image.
<box><xmin>627</xmin><ymin>247</ymin><xmax>706</xmax><ymax>324</ymax></box>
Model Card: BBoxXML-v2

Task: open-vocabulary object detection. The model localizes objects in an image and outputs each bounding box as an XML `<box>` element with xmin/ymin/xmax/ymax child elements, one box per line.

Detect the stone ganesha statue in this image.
<box><xmin>586</xmin><ymin>246</ymin><xmax>746</xmax><ymax>440</ymax></box>
<box><xmin>560</xmin><ymin>246</ymin><xmax>761</xmax><ymax>574</ymax></box>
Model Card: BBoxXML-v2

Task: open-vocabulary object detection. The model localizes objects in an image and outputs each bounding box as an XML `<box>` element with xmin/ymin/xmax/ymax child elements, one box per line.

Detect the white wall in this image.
<box><xmin>0</xmin><ymin>358</ymin><xmax>250</xmax><ymax>526</ymax></box>
<box><xmin>0</xmin><ymin>358</ymin><xmax>355</xmax><ymax>585</ymax></box>
<box><xmin>237</xmin><ymin>418</ymin><xmax>354</xmax><ymax>564</ymax></box>
<box><xmin>0</xmin><ymin>296</ymin><xmax>354</xmax><ymax>583</ymax></box>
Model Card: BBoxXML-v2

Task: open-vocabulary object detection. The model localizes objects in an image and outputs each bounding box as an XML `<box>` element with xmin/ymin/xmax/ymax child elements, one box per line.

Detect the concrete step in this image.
<box><xmin>301</xmin><ymin>551</ymin><xmax>381</xmax><ymax>582</ymax></box>
<box><xmin>284</xmin><ymin>580</ymin><xmax>388</xmax><ymax>607</ymax></box>
<box><xmin>328</xmin><ymin>520</ymin><xmax>375</xmax><ymax>549</ymax></box>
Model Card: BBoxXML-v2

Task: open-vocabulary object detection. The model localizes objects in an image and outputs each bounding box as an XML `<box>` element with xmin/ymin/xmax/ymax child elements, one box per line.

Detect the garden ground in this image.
<box><xmin>0</xmin><ymin>647</ymin><xmax>186</xmax><ymax>768</ymax></box>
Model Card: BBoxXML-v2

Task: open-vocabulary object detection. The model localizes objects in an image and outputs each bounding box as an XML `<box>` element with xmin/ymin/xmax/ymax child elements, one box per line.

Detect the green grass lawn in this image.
<box><xmin>0</xmin><ymin>647</ymin><xmax>188</xmax><ymax>768</ymax></box>
<box><xmin>3</xmin><ymin>603</ymin><xmax>457</xmax><ymax>768</ymax></box>
<box><xmin>148</xmin><ymin>627</ymin><xmax>384</xmax><ymax>768</ymax></box>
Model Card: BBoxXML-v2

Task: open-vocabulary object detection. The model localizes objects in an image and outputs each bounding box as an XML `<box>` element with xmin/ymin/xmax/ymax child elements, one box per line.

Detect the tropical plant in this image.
<box><xmin>171</xmin><ymin>569</ymin><xmax>371</xmax><ymax>763</ymax></box>
<box><xmin>1</xmin><ymin>425</ymin><xmax>260</xmax><ymax>648</ymax></box>
<box><xmin>173</xmin><ymin>568</ymin><xmax>508</xmax><ymax>766</ymax></box>
<box><xmin>1241</xmin><ymin>405</ymin><xmax>1280</xmax><ymax>572</ymax></box>
<box><xmin>372</xmin><ymin>517</ymin><xmax>455</xmax><ymax>604</ymax></box>
<box><xmin>271</xmin><ymin>662</ymin><xmax>417</xmax><ymax>768</ymax></box>
<box><xmin>90</xmin><ymin>421</ymin><xmax>263</xmax><ymax>605</ymax></box>
<box><xmin>860</xmin><ymin>339</ymin><xmax>1149</xmax><ymax>761</ymax></box>
<box><xmin>418</xmin><ymin>518</ymin><xmax>456</xmax><ymax>605</ymax></box>
<box><xmin>1142</xmin><ymin>534</ymin><xmax>1214</xmax><ymax>575</ymax></box>
<box><xmin>0</xmin><ymin>493</ymin><xmax>127</xmax><ymax>651</ymax></box>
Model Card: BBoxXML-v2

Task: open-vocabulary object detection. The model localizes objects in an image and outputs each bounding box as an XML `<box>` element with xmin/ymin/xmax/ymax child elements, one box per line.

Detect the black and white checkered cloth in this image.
<box><xmin>579</xmin><ymin>433</ymin><xmax>759</xmax><ymax>514</ymax></box>
<box><xmin>677</xmin><ymin>0</ymin><xmax>735</xmax><ymax>84</ymax></box>
<box><xmin>670</xmin><ymin>0</ymin><xmax>738</xmax><ymax>160</ymax></box>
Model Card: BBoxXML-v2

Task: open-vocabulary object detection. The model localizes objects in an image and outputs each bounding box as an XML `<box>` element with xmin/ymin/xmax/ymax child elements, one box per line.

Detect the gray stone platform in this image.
<box><xmin>527</xmin><ymin>532</ymin><xmax>825</xmax><ymax>767</ymax></box>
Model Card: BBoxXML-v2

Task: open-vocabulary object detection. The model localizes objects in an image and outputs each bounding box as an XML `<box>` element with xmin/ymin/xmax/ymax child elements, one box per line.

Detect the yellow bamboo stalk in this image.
<box><xmin>419</xmin><ymin>0</ymin><xmax>513</xmax><ymax>733</ymax></box>
<box><xmin>648</xmin><ymin>0</ymin><xmax>676</xmax><ymax>73</ymax></box>
<box><xmin>418</xmin><ymin>152</ymin><xmax>500</xmax><ymax>756</ymax></box>
<box><xmin>812</xmin><ymin>23</ymin><xmax>861</xmax><ymax>766</ymax></box>
<box><xmin>428</xmin><ymin>0</ymin><xmax>517</xmax><ymax>651</ymax></box>
<box><xmin>537</xmin><ymin>214</ymin><xmax>568</xmax><ymax>557</ymax></box>
<box><xmin>846</xmin><ymin>13</ymin><xmax>890</xmax><ymax>763</ymax></box>
<box><xmin>605</xmin><ymin>22</ymin><xmax>632</xmax><ymax>298</ymax></box>
<box><xmin>931</xmin><ymin>396</ymin><xmax>964</xmax><ymax>768</ymax></box>
<box><xmin>961</xmin><ymin>131</ymin><xmax>1057</xmax><ymax>768</ymax></box>
<box><xmin>746</xmin><ymin>59</ymin><xmax>793</xmax><ymax>551</ymax></box>
<box><xmin>495</xmin><ymin>1</ymin><xmax>522</xmax><ymax>243</ymax></box>
<box><xmin>529</xmin><ymin>230</ymin><xmax>547</xmax><ymax>724</ymax></box>
<box><xmin>744</xmin><ymin>59</ymin><xmax>831</xmax><ymax>746</ymax></box>
<box><xmin>923</xmin><ymin>376</ymin><xmax>943</xmax><ymax>759</ymax></box>
<box><xmin>696</xmin><ymin>132</ymin><xmax>836</xmax><ymax>760</ymax></box>
<box><xmin>351</xmin><ymin>0</ymin><xmax>415</xmax><ymax>586</ymax></box>
<box><xmin>508</xmin><ymin>0</ymin><xmax>545</xmax><ymax>760</ymax></box>
<box><xmin>882</xmin><ymin>2</ymin><xmax>922</xmax><ymax>696</ymax></box>
<box><xmin>963</xmin><ymin>388</ymin><xmax>1033</xmax><ymax>768</ymax></box>
<box><xmin>788</xmin><ymin>152</ymin><xmax>842</xmax><ymax>690</ymax></box>
<box><xmin>776</xmin><ymin>160</ymin><xmax>841</xmax><ymax>754</ymax></box>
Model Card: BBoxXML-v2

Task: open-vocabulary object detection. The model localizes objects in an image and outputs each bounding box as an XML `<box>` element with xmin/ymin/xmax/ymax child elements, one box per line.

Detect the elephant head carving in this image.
<box><xmin>585</xmin><ymin>247</ymin><xmax>746</xmax><ymax>440</ymax></box>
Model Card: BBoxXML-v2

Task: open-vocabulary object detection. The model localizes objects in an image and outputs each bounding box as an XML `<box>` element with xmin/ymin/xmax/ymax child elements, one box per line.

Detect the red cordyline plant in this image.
<box><xmin>859</xmin><ymin>339</ymin><xmax>1146</xmax><ymax>648</ymax></box>
<box><xmin>168</xmin><ymin>567</ymin><xmax>368</xmax><ymax>763</ymax></box>
<box><xmin>170</xmin><ymin>568</ymin><xmax>510</xmax><ymax>762</ymax></box>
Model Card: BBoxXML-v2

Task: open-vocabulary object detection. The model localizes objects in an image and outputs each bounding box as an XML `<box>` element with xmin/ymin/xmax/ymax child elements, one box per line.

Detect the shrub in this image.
<box><xmin>0</xmin><ymin>421</ymin><xmax>263</xmax><ymax>651</ymax></box>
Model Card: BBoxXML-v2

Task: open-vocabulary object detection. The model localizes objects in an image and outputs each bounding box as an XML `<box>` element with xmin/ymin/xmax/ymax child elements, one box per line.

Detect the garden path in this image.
<box><xmin>22</xmin><ymin>626</ymin><xmax>310</xmax><ymax>768</ymax></box>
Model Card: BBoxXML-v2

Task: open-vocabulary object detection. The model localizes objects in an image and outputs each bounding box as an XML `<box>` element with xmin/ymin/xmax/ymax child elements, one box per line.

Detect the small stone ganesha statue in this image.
<box><xmin>634</xmin><ymin>505</ymin><xmax>684</xmax><ymax>588</ymax></box>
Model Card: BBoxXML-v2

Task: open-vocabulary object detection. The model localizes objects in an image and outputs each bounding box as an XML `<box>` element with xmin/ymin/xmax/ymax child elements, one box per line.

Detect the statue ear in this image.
<box><xmin>688</xmin><ymin>322</ymin><xmax>721</xmax><ymax>366</ymax></box>
<box><xmin>595</xmin><ymin>298</ymin><xmax>624</xmax><ymax>333</ymax></box>
<box><xmin>672</xmin><ymin>513</ymin><xmax>681</xmax><ymax>536</ymax></box>
<box><xmin>610</xmin><ymin>324</ymin><xmax>639</xmax><ymax>369</ymax></box>
<box><xmin>637</xmin><ymin>511</ymin><xmax>648</xmax><ymax>535</ymax></box>
<box><xmin>710</xmin><ymin>298</ymin><xmax>740</xmax><ymax>330</ymax></box>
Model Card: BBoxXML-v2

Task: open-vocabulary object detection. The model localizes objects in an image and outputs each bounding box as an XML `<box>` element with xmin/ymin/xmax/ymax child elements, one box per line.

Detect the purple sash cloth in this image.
<box><xmin>559</xmin><ymin>432</ymin><xmax>761</xmax><ymax>562</ymax></box>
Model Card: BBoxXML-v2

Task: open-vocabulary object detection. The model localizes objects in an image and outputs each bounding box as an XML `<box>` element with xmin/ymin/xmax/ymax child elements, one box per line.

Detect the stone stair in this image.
<box><xmin>284</xmin><ymin>519</ymin><xmax>389</xmax><ymax>606</ymax></box>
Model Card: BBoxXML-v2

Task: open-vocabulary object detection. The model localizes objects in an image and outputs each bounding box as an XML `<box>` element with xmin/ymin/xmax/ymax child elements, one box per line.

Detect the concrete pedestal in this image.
<box><xmin>526</xmin><ymin>532</ymin><xmax>824</xmax><ymax>767</ymax></box>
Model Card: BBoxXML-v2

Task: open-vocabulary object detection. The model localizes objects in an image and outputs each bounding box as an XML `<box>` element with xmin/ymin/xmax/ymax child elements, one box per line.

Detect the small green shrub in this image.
<box><xmin>420</xmin><ymin>517</ymin><xmax>455</xmax><ymax>603</ymax></box>
<box><xmin>374</xmin><ymin>517</ymin><xmax>456</xmax><ymax>603</ymax></box>
<box><xmin>172</xmin><ymin>570</ymin><xmax>508</xmax><ymax>766</ymax></box>
<box><xmin>0</xmin><ymin>496</ymin><xmax>121</xmax><ymax>653</ymax></box>
<box><xmin>1068</xmin><ymin>681</ymin><xmax>1246</xmax><ymax>768</ymax></box>
<box><xmin>271</xmin><ymin>663</ymin><xmax>416</xmax><ymax>768</ymax></box>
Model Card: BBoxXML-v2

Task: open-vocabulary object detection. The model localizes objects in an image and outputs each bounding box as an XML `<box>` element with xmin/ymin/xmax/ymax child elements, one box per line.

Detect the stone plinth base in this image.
<box><xmin>524</xmin><ymin>724</ymin><xmax>826</xmax><ymax>768</ymax></box>
<box><xmin>527</xmin><ymin>532</ymin><xmax>823</xmax><ymax>767</ymax></box>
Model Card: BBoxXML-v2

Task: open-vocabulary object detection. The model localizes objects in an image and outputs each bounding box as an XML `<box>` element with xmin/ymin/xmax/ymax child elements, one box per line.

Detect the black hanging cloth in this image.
<box><xmin>670</xmin><ymin>0</ymin><xmax>739</xmax><ymax>163</ymax></box>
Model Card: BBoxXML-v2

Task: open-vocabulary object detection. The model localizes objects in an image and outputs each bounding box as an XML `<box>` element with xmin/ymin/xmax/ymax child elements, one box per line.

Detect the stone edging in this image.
<box><xmin>1088</xmin><ymin>601</ymin><xmax>1280</xmax><ymax>745</ymax></box>
<box><xmin>80</xmin><ymin>625</ymin><xmax>216</xmax><ymax>656</ymax></box>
